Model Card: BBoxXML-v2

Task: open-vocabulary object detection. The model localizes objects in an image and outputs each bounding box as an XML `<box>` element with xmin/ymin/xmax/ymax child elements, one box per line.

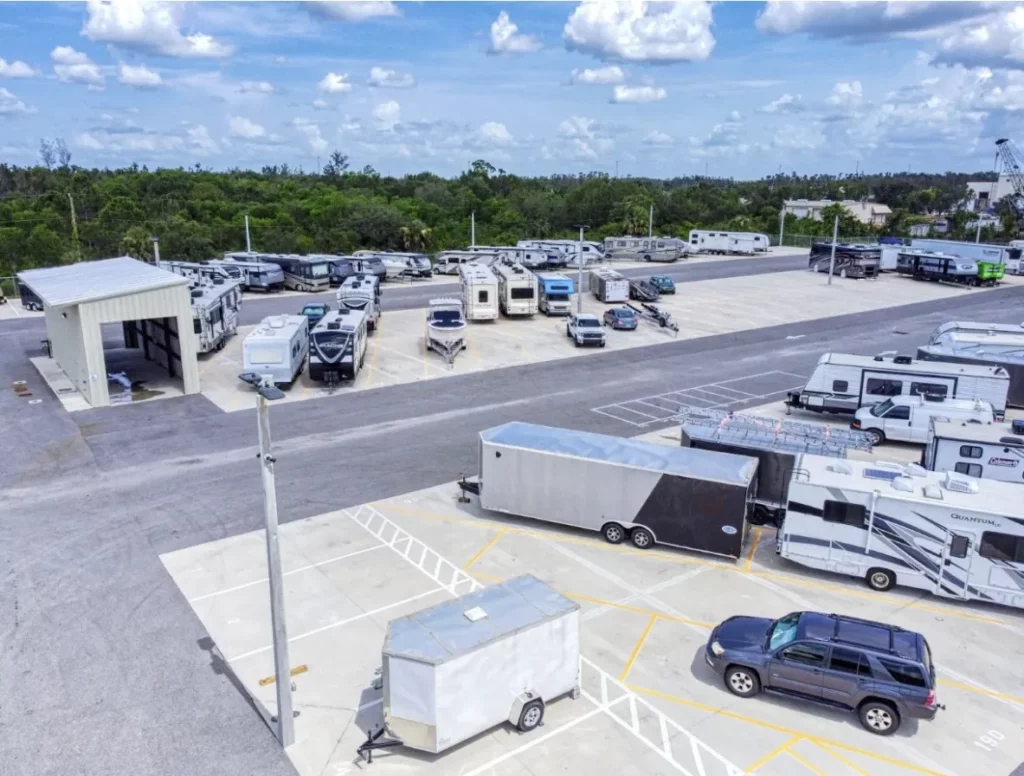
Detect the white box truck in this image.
<box><xmin>379</xmin><ymin>575</ymin><xmax>580</xmax><ymax>754</ymax></box>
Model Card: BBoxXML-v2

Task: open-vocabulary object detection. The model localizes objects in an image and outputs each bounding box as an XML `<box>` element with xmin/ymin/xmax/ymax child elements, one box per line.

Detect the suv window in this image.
<box><xmin>829</xmin><ymin>647</ymin><xmax>872</xmax><ymax>677</ymax></box>
<box><xmin>779</xmin><ymin>643</ymin><xmax>828</xmax><ymax>666</ymax></box>
<box><xmin>878</xmin><ymin>658</ymin><xmax>928</xmax><ymax>688</ymax></box>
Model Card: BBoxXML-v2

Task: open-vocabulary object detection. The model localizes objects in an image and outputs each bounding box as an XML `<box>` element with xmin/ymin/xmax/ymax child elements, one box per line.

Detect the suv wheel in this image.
<box><xmin>724</xmin><ymin>666</ymin><xmax>760</xmax><ymax>698</ymax></box>
<box><xmin>866</xmin><ymin>567</ymin><xmax>896</xmax><ymax>592</ymax></box>
<box><xmin>858</xmin><ymin>700</ymin><xmax>900</xmax><ymax>735</ymax></box>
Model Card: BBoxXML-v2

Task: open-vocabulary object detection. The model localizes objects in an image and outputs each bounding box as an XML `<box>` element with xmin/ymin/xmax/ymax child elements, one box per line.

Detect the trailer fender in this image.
<box><xmin>509</xmin><ymin>692</ymin><xmax>544</xmax><ymax>732</ymax></box>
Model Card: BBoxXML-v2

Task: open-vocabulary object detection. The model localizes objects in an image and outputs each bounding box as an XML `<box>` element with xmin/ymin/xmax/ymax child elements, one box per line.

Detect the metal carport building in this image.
<box><xmin>17</xmin><ymin>256</ymin><xmax>201</xmax><ymax>408</ymax></box>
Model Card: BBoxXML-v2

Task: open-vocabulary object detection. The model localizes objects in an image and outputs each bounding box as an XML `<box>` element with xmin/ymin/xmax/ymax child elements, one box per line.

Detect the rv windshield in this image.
<box><xmin>871</xmin><ymin>399</ymin><xmax>896</xmax><ymax>417</ymax></box>
<box><xmin>310</xmin><ymin>262</ymin><xmax>330</xmax><ymax>278</ymax></box>
<box><xmin>546</xmin><ymin>293</ymin><xmax>569</xmax><ymax>302</ymax></box>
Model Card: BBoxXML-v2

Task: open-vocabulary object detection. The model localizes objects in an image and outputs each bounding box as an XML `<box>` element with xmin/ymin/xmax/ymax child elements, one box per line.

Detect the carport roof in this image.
<box><xmin>17</xmin><ymin>256</ymin><xmax>189</xmax><ymax>308</ymax></box>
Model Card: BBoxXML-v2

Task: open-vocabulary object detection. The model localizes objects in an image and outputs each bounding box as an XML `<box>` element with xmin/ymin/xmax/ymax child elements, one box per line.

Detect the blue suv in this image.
<box><xmin>705</xmin><ymin>611</ymin><xmax>941</xmax><ymax>735</ymax></box>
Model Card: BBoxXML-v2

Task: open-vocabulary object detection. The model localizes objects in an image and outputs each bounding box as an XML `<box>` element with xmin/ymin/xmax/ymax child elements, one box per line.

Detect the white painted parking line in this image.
<box><xmin>702</xmin><ymin>384</ymin><xmax>755</xmax><ymax>398</ymax></box>
<box><xmin>632</xmin><ymin>400</ymin><xmax>682</xmax><ymax>418</ymax></box>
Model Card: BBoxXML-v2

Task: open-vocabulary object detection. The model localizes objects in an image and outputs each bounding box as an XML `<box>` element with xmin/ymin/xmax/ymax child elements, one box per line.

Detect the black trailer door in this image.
<box><xmin>632</xmin><ymin>474</ymin><xmax>747</xmax><ymax>557</ymax></box>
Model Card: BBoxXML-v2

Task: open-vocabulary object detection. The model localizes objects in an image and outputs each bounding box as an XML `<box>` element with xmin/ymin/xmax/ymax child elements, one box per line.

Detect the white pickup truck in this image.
<box><xmin>566</xmin><ymin>313</ymin><xmax>606</xmax><ymax>348</ymax></box>
<box><xmin>852</xmin><ymin>395</ymin><xmax>994</xmax><ymax>445</ymax></box>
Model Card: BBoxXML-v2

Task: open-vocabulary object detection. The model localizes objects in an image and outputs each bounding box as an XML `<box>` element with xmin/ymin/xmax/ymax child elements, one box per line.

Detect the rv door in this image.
<box><xmin>938</xmin><ymin>530</ymin><xmax>973</xmax><ymax>600</ymax></box>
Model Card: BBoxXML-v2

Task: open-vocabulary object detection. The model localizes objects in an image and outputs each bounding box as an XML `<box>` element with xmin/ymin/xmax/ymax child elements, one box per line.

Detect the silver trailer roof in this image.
<box><xmin>816</xmin><ymin>352</ymin><xmax>1008</xmax><ymax>378</ymax></box>
<box><xmin>458</xmin><ymin>263</ymin><xmax>498</xmax><ymax>284</ymax></box>
<box><xmin>247</xmin><ymin>314</ymin><xmax>307</xmax><ymax>341</ymax></box>
<box><xmin>383</xmin><ymin>575</ymin><xmax>577</xmax><ymax>666</ymax></box>
<box><xmin>921</xmin><ymin>341</ymin><xmax>1024</xmax><ymax>365</ymax></box>
<box><xmin>313</xmin><ymin>308</ymin><xmax>366</xmax><ymax>331</ymax></box>
<box><xmin>590</xmin><ymin>266</ymin><xmax>626</xmax><ymax>281</ymax></box>
<box><xmin>930</xmin><ymin>419</ymin><xmax>1024</xmax><ymax>445</ymax></box>
<box><xmin>481</xmin><ymin>422</ymin><xmax>758</xmax><ymax>486</ymax></box>
<box><xmin>191</xmin><ymin>280</ymin><xmax>239</xmax><ymax>312</ymax></box>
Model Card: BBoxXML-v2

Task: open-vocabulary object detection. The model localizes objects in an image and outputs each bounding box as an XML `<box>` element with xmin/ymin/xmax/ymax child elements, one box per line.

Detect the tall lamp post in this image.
<box><xmin>574</xmin><ymin>223</ymin><xmax>589</xmax><ymax>314</ymax></box>
<box><xmin>239</xmin><ymin>372</ymin><xmax>294</xmax><ymax>747</ymax></box>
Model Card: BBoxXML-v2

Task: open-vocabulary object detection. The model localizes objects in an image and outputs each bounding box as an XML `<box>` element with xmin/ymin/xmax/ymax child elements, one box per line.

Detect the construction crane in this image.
<box><xmin>994</xmin><ymin>138</ymin><xmax>1024</xmax><ymax>235</ymax></box>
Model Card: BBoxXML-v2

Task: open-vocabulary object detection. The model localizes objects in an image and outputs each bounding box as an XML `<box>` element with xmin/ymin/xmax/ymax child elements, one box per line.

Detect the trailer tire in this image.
<box><xmin>866</xmin><ymin>568</ymin><xmax>896</xmax><ymax>592</ymax></box>
<box><xmin>630</xmin><ymin>527</ymin><xmax>654</xmax><ymax>549</ymax></box>
<box><xmin>517</xmin><ymin>699</ymin><xmax>544</xmax><ymax>732</ymax></box>
<box><xmin>602</xmin><ymin>523</ymin><xmax>626</xmax><ymax>544</ymax></box>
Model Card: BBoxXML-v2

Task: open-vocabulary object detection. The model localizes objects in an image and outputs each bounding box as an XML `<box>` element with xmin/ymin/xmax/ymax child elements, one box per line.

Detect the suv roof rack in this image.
<box><xmin>825</xmin><ymin>613</ymin><xmax>912</xmax><ymax>656</ymax></box>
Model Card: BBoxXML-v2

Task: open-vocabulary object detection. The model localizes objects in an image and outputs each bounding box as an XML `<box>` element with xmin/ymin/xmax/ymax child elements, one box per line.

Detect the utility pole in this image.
<box><xmin>778</xmin><ymin>207</ymin><xmax>785</xmax><ymax>248</ymax></box>
<box><xmin>976</xmin><ymin>218</ymin><xmax>982</xmax><ymax>244</ymax></box>
<box><xmin>244</xmin><ymin>214</ymin><xmax>252</xmax><ymax>253</ymax></box>
<box><xmin>151</xmin><ymin>236</ymin><xmax>160</xmax><ymax>264</ymax></box>
<box><xmin>471</xmin><ymin>211</ymin><xmax>476</xmax><ymax>247</ymax></box>
<box><xmin>574</xmin><ymin>223</ymin><xmax>588</xmax><ymax>314</ymax></box>
<box><xmin>827</xmin><ymin>215</ymin><xmax>839</xmax><ymax>286</ymax></box>
<box><xmin>68</xmin><ymin>193</ymin><xmax>81</xmax><ymax>263</ymax></box>
<box><xmin>648</xmin><ymin>204</ymin><xmax>653</xmax><ymax>239</ymax></box>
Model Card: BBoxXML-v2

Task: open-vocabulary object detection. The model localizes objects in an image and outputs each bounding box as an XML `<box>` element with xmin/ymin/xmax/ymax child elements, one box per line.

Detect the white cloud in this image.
<box><xmin>229</xmin><ymin>115</ymin><xmax>266</xmax><ymax>139</ymax></box>
<box><xmin>643</xmin><ymin>130</ymin><xmax>672</xmax><ymax>146</ymax></box>
<box><xmin>82</xmin><ymin>0</ymin><xmax>234</xmax><ymax>58</ymax></box>
<box><xmin>305</xmin><ymin>1</ymin><xmax>400</xmax><ymax>22</ymax></box>
<box><xmin>570</xmin><ymin>65</ymin><xmax>625</xmax><ymax>85</ymax></box>
<box><xmin>239</xmin><ymin>80</ymin><xmax>274</xmax><ymax>95</ymax></box>
<box><xmin>0</xmin><ymin>87</ymin><xmax>32</xmax><ymax>115</ymax></box>
<box><xmin>318</xmin><ymin>72</ymin><xmax>352</xmax><ymax>93</ymax></box>
<box><xmin>489</xmin><ymin>10</ymin><xmax>541</xmax><ymax>55</ymax></box>
<box><xmin>51</xmin><ymin>46</ymin><xmax>105</xmax><ymax>89</ymax></box>
<box><xmin>312</xmin><ymin>98</ymin><xmax>329</xmax><ymax>110</ymax></box>
<box><xmin>174</xmin><ymin>72</ymin><xmax>273</xmax><ymax>104</ymax></box>
<box><xmin>0</xmin><ymin>58</ymin><xmax>36</xmax><ymax>78</ymax></box>
<box><xmin>293</xmin><ymin>117</ymin><xmax>328</xmax><ymax>152</ymax></box>
<box><xmin>827</xmin><ymin>80</ymin><xmax>865</xmax><ymax>111</ymax></box>
<box><xmin>73</xmin><ymin>128</ymin><xmax>188</xmax><ymax>154</ymax></box>
<box><xmin>933</xmin><ymin>7</ymin><xmax>1024</xmax><ymax>70</ymax></box>
<box><xmin>118</xmin><ymin>63</ymin><xmax>162</xmax><ymax>88</ymax></box>
<box><xmin>564</xmin><ymin>0</ymin><xmax>714</xmax><ymax>62</ymax></box>
<box><xmin>368</xmin><ymin>66</ymin><xmax>415</xmax><ymax>88</ymax></box>
<box><xmin>772</xmin><ymin>123</ymin><xmax>826</xmax><ymax>152</ymax></box>
<box><xmin>759</xmin><ymin>93</ymin><xmax>805</xmax><ymax>114</ymax></box>
<box><xmin>187</xmin><ymin>124</ymin><xmax>220</xmax><ymax>154</ymax></box>
<box><xmin>552</xmin><ymin>116</ymin><xmax>614</xmax><ymax>159</ymax></box>
<box><xmin>559</xmin><ymin>115</ymin><xmax>598</xmax><ymax>139</ymax></box>
<box><xmin>611</xmin><ymin>84</ymin><xmax>666</xmax><ymax>104</ymax></box>
<box><xmin>373</xmin><ymin>99</ymin><xmax>401</xmax><ymax>130</ymax></box>
<box><xmin>477</xmin><ymin>121</ymin><xmax>514</xmax><ymax>147</ymax></box>
<box><xmin>756</xmin><ymin>1</ymin><xmax>990</xmax><ymax>40</ymax></box>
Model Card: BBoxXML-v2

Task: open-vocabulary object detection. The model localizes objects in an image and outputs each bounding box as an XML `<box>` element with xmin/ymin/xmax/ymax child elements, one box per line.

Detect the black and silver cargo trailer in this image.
<box><xmin>477</xmin><ymin>422</ymin><xmax>758</xmax><ymax>557</ymax></box>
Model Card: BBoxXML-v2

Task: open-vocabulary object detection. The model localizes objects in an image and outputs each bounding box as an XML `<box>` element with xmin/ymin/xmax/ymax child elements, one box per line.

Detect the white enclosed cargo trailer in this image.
<box><xmin>588</xmin><ymin>266</ymin><xmax>629</xmax><ymax>303</ymax></box>
<box><xmin>380</xmin><ymin>575</ymin><xmax>580</xmax><ymax>754</ymax></box>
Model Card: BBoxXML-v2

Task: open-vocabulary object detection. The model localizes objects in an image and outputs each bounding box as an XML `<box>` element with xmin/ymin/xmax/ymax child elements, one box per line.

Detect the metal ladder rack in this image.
<box><xmin>677</xmin><ymin>405</ymin><xmax>875</xmax><ymax>452</ymax></box>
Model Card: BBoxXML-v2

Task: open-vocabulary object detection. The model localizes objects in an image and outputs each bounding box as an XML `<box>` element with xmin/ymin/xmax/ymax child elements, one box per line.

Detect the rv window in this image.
<box><xmin>979</xmin><ymin>532</ymin><xmax>1024</xmax><ymax>563</ymax></box>
<box><xmin>779</xmin><ymin>643</ymin><xmax>828</xmax><ymax>667</ymax></box>
<box><xmin>878</xmin><ymin>659</ymin><xmax>928</xmax><ymax>688</ymax></box>
<box><xmin>822</xmin><ymin>500</ymin><xmax>866</xmax><ymax>527</ymax></box>
<box><xmin>949</xmin><ymin>535</ymin><xmax>970</xmax><ymax>559</ymax></box>
<box><xmin>193</xmin><ymin>319</ymin><xmax>202</xmax><ymax>334</ymax></box>
<box><xmin>510</xmin><ymin>288</ymin><xmax>535</xmax><ymax>300</ymax></box>
<box><xmin>885</xmin><ymin>406</ymin><xmax>911</xmax><ymax>420</ymax></box>
<box><xmin>959</xmin><ymin>445</ymin><xmax>983</xmax><ymax>459</ymax></box>
<box><xmin>911</xmin><ymin>382</ymin><xmax>948</xmax><ymax>398</ymax></box>
<box><xmin>657</xmin><ymin>242</ymin><xmax>666</xmax><ymax>248</ymax></box>
<box><xmin>866</xmin><ymin>378</ymin><xmax>903</xmax><ymax>396</ymax></box>
<box><xmin>617</xmin><ymin>241</ymin><xmax>626</xmax><ymax>247</ymax></box>
<box><xmin>954</xmin><ymin>463</ymin><xmax>983</xmax><ymax>478</ymax></box>
<box><xmin>832</xmin><ymin>380</ymin><xmax>849</xmax><ymax>393</ymax></box>
<box><xmin>478</xmin><ymin>290</ymin><xmax>489</xmax><ymax>303</ymax></box>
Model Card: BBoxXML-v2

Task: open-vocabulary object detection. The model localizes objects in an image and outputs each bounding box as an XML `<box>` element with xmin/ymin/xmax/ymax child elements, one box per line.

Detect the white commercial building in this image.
<box><xmin>966</xmin><ymin>175</ymin><xmax>1013</xmax><ymax>212</ymax></box>
<box><xmin>18</xmin><ymin>256</ymin><xmax>201</xmax><ymax>408</ymax></box>
<box><xmin>783</xmin><ymin>199</ymin><xmax>893</xmax><ymax>227</ymax></box>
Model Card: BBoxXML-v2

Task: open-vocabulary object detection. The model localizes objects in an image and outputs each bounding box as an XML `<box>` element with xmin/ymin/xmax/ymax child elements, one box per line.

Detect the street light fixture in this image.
<box><xmin>238</xmin><ymin>372</ymin><xmax>294</xmax><ymax>746</ymax></box>
<box><xmin>574</xmin><ymin>224</ymin><xmax>589</xmax><ymax>314</ymax></box>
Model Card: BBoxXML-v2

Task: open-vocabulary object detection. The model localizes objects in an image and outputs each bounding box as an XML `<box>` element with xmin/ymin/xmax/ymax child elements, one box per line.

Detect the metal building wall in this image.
<box><xmin>44</xmin><ymin>303</ymin><xmax>91</xmax><ymax>399</ymax></box>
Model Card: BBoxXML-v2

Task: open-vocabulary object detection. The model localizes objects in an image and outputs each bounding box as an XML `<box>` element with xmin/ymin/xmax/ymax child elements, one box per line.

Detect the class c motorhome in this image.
<box><xmin>458</xmin><ymin>263</ymin><xmax>499</xmax><ymax>321</ymax></box>
<box><xmin>923</xmin><ymin>418</ymin><xmax>1024</xmax><ymax>484</ymax></box>
<box><xmin>494</xmin><ymin>261</ymin><xmax>538</xmax><ymax>316</ymax></box>
<box><xmin>241</xmin><ymin>314</ymin><xmax>309</xmax><ymax>387</ymax></box>
<box><xmin>786</xmin><ymin>352</ymin><xmax>1010</xmax><ymax>420</ymax></box>
<box><xmin>538</xmin><ymin>274</ymin><xmax>574</xmax><ymax>316</ymax></box>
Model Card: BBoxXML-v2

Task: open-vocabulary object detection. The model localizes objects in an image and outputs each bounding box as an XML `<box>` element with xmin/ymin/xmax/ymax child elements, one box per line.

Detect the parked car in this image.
<box><xmin>566</xmin><ymin>313</ymin><xmax>606</xmax><ymax>348</ymax></box>
<box><xmin>300</xmin><ymin>302</ymin><xmax>330</xmax><ymax>330</ymax></box>
<box><xmin>705</xmin><ymin>611</ymin><xmax>941</xmax><ymax>736</ymax></box>
<box><xmin>649</xmin><ymin>275</ymin><xmax>676</xmax><ymax>294</ymax></box>
<box><xmin>628</xmin><ymin>279</ymin><xmax>660</xmax><ymax>302</ymax></box>
<box><xmin>603</xmin><ymin>307</ymin><xmax>638</xmax><ymax>330</ymax></box>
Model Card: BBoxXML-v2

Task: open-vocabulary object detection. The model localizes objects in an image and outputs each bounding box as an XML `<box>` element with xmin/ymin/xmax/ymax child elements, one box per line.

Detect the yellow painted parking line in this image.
<box><xmin>364</xmin><ymin>339</ymin><xmax>381</xmax><ymax>389</ymax></box>
<box><xmin>745</xmin><ymin>735</ymin><xmax>801</xmax><ymax>774</ymax></box>
<box><xmin>619</xmin><ymin>614</ymin><xmax>658</xmax><ymax>683</ymax></box>
<box><xmin>258</xmin><ymin>664</ymin><xmax>308</xmax><ymax>686</ymax></box>
<box><xmin>566</xmin><ymin>592</ymin><xmax>715</xmax><ymax>629</ymax></box>
<box><xmin>814</xmin><ymin>742</ymin><xmax>870</xmax><ymax>776</ymax></box>
<box><xmin>463</xmin><ymin>528</ymin><xmax>508</xmax><ymax>569</ymax></box>
<box><xmin>788</xmin><ymin>747</ymin><xmax>830</xmax><ymax>776</ymax></box>
<box><xmin>745</xmin><ymin>527</ymin><xmax>763</xmax><ymax>572</ymax></box>
<box><xmin>628</xmin><ymin>684</ymin><xmax>950</xmax><ymax>776</ymax></box>
<box><xmin>939</xmin><ymin>678</ymin><xmax>1024</xmax><ymax>704</ymax></box>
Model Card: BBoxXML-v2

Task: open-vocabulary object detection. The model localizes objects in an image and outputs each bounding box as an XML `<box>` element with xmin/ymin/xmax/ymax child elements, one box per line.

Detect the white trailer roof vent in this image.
<box><xmin>826</xmin><ymin>461</ymin><xmax>854</xmax><ymax>475</ymax></box>
<box><xmin>891</xmin><ymin>476</ymin><xmax>915</xmax><ymax>493</ymax></box>
<box><xmin>903</xmin><ymin>462</ymin><xmax>928</xmax><ymax>478</ymax></box>
<box><xmin>943</xmin><ymin>471</ymin><xmax>980</xmax><ymax>494</ymax></box>
<box><xmin>463</xmin><ymin>606</ymin><xmax>488</xmax><ymax>623</ymax></box>
<box><xmin>923</xmin><ymin>484</ymin><xmax>944</xmax><ymax>500</ymax></box>
<box><xmin>270</xmin><ymin>316</ymin><xmax>286</xmax><ymax>329</ymax></box>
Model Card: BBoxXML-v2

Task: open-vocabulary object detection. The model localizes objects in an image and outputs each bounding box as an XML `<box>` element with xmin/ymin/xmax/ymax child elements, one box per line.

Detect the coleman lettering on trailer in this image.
<box><xmin>988</xmin><ymin>457</ymin><xmax>1019</xmax><ymax>467</ymax></box>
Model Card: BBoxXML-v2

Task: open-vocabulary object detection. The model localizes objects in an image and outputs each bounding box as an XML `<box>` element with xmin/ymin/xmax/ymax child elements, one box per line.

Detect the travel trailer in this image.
<box><xmin>910</xmin><ymin>238</ymin><xmax>1019</xmax><ymax>274</ymax></box>
<box><xmin>458</xmin><ymin>263</ymin><xmax>499</xmax><ymax>321</ymax></box>
<box><xmin>517</xmin><ymin>240</ymin><xmax>602</xmax><ymax>268</ymax></box>
<box><xmin>688</xmin><ymin>230</ymin><xmax>765</xmax><ymax>255</ymax></box>
<box><xmin>786</xmin><ymin>352</ymin><xmax>1009</xmax><ymax>419</ymax></box>
<box><xmin>241</xmin><ymin>314</ymin><xmax>309</xmax><ymax>387</ymax></box>
<box><xmin>190</xmin><ymin>279</ymin><xmax>242</xmax><ymax>354</ymax></box>
<box><xmin>917</xmin><ymin>321</ymin><xmax>1024</xmax><ymax>407</ymax></box>
<box><xmin>469</xmin><ymin>245</ymin><xmax>548</xmax><ymax>270</ymax></box>
<box><xmin>807</xmin><ymin>243</ymin><xmax>881</xmax><ymax>279</ymax></box>
<box><xmin>538</xmin><ymin>274</ymin><xmax>574</xmax><ymax>316</ymax></box>
<box><xmin>308</xmin><ymin>309</ymin><xmax>368</xmax><ymax>382</ymax></box>
<box><xmin>348</xmin><ymin>255</ymin><xmax>388</xmax><ymax>281</ymax></box>
<box><xmin>494</xmin><ymin>261</ymin><xmax>538</xmax><ymax>316</ymax></box>
<box><xmin>424</xmin><ymin>298</ymin><xmax>467</xmax><ymax>366</ymax></box>
<box><xmin>337</xmin><ymin>274</ymin><xmax>381</xmax><ymax>332</ymax></box>
<box><xmin>924</xmin><ymin>418</ymin><xmax>1024</xmax><ymax>484</ymax></box>
<box><xmin>159</xmin><ymin>260</ymin><xmax>240</xmax><ymax>286</ymax></box>
<box><xmin>214</xmin><ymin>257</ymin><xmax>285</xmax><ymax>291</ymax></box>
<box><xmin>895</xmin><ymin>251</ymin><xmax>980</xmax><ymax>285</ymax></box>
<box><xmin>366</xmin><ymin>251</ymin><xmax>432</xmax><ymax>280</ymax></box>
<box><xmin>434</xmin><ymin>250</ymin><xmax>489</xmax><ymax>275</ymax></box>
<box><xmin>602</xmin><ymin>236</ymin><xmax>685</xmax><ymax>262</ymax></box>
<box><xmin>777</xmin><ymin>454</ymin><xmax>1024</xmax><ymax>609</ymax></box>
<box><xmin>589</xmin><ymin>267</ymin><xmax>629</xmax><ymax>303</ymax></box>
<box><xmin>852</xmin><ymin>395</ymin><xmax>995</xmax><ymax>445</ymax></box>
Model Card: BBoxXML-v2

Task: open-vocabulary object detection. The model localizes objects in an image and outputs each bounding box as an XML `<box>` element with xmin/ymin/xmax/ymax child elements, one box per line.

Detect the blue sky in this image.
<box><xmin>2</xmin><ymin>1</ymin><xmax>1023</xmax><ymax>179</ymax></box>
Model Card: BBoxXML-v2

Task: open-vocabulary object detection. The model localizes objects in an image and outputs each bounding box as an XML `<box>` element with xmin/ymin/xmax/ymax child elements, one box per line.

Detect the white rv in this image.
<box><xmin>308</xmin><ymin>309</ymin><xmax>368</xmax><ymax>382</ymax></box>
<box><xmin>337</xmin><ymin>274</ymin><xmax>381</xmax><ymax>333</ymax></box>
<box><xmin>190</xmin><ymin>280</ymin><xmax>242</xmax><ymax>354</ymax></box>
<box><xmin>588</xmin><ymin>267</ymin><xmax>629</xmax><ymax>303</ymax></box>
<box><xmin>778</xmin><ymin>454</ymin><xmax>1024</xmax><ymax>609</ymax></box>
<box><xmin>470</xmin><ymin>246</ymin><xmax>548</xmax><ymax>270</ymax></box>
<box><xmin>242</xmin><ymin>314</ymin><xmax>309</xmax><ymax>387</ymax></box>
<box><xmin>458</xmin><ymin>263</ymin><xmax>499</xmax><ymax>321</ymax></box>
<box><xmin>494</xmin><ymin>260</ymin><xmax>538</xmax><ymax>316</ymax></box>
<box><xmin>786</xmin><ymin>352</ymin><xmax>1010</xmax><ymax>419</ymax></box>
<box><xmin>852</xmin><ymin>395</ymin><xmax>995</xmax><ymax>445</ymax></box>
<box><xmin>924</xmin><ymin>419</ymin><xmax>1024</xmax><ymax>484</ymax></box>
<box><xmin>688</xmin><ymin>230</ymin><xmax>764</xmax><ymax>255</ymax></box>
<box><xmin>602</xmin><ymin>237</ymin><xmax>685</xmax><ymax>262</ymax></box>
<box><xmin>435</xmin><ymin>250</ymin><xmax>489</xmax><ymax>275</ymax></box>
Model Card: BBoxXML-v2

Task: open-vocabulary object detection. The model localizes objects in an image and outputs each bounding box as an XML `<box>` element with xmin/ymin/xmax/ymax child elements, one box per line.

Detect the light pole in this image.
<box><xmin>239</xmin><ymin>372</ymin><xmax>294</xmax><ymax>747</ymax></box>
<box><xmin>648</xmin><ymin>204</ymin><xmax>653</xmax><ymax>239</ymax></box>
<box><xmin>574</xmin><ymin>223</ymin><xmax>588</xmax><ymax>314</ymax></box>
<box><xmin>778</xmin><ymin>207</ymin><xmax>785</xmax><ymax>248</ymax></box>
<box><xmin>827</xmin><ymin>214</ymin><xmax>839</xmax><ymax>286</ymax></box>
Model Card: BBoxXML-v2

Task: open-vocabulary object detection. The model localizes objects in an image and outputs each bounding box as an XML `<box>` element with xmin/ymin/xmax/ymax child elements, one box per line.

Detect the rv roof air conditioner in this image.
<box><xmin>327</xmin><ymin>322</ymin><xmax>341</xmax><ymax>330</ymax></box>
<box><xmin>270</xmin><ymin>317</ymin><xmax>286</xmax><ymax>328</ymax></box>
<box><xmin>873</xmin><ymin>350</ymin><xmax>897</xmax><ymax>362</ymax></box>
<box><xmin>825</xmin><ymin>461</ymin><xmax>854</xmax><ymax>475</ymax></box>
<box><xmin>943</xmin><ymin>471</ymin><xmax>980</xmax><ymax>494</ymax></box>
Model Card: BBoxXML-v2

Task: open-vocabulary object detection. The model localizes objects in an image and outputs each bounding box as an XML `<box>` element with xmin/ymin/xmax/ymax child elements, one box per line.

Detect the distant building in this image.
<box><xmin>783</xmin><ymin>199</ymin><xmax>893</xmax><ymax>227</ymax></box>
<box><xmin>909</xmin><ymin>223</ymin><xmax>930</xmax><ymax>237</ymax></box>
<box><xmin>966</xmin><ymin>175</ymin><xmax>1013</xmax><ymax>212</ymax></box>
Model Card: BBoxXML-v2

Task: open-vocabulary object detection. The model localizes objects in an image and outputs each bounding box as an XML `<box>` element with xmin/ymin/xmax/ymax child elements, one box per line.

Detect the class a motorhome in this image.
<box><xmin>216</xmin><ymin>255</ymin><xmax>285</xmax><ymax>292</ymax></box>
<box><xmin>225</xmin><ymin>252</ymin><xmax>331</xmax><ymax>292</ymax></box>
<box><xmin>924</xmin><ymin>418</ymin><xmax>1024</xmax><ymax>485</ymax></box>
<box><xmin>363</xmin><ymin>251</ymin><xmax>432</xmax><ymax>280</ymax></box>
<box><xmin>241</xmin><ymin>314</ymin><xmax>309</xmax><ymax>387</ymax></box>
<box><xmin>778</xmin><ymin>454</ymin><xmax>1024</xmax><ymax>609</ymax></box>
<box><xmin>896</xmin><ymin>250</ymin><xmax>979</xmax><ymax>285</ymax></box>
<box><xmin>494</xmin><ymin>260</ymin><xmax>538</xmax><ymax>316</ymax></box>
<box><xmin>458</xmin><ymin>263</ymin><xmax>499</xmax><ymax>321</ymax></box>
<box><xmin>807</xmin><ymin>243</ymin><xmax>881</xmax><ymax>279</ymax></box>
<box><xmin>337</xmin><ymin>274</ymin><xmax>381</xmax><ymax>332</ymax></box>
<box><xmin>308</xmin><ymin>308</ymin><xmax>368</xmax><ymax>382</ymax></box>
<box><xmin>538</xmin><ymin>274</ymin><xmax>574</xmax><ymax>316</ymax></box>
<box><xmin>602</xmin><ymin>236</ymin><xmax>685</xmax><ymax>262</ymax></box>
<box><xmin>786</xmin><ymin>352</ymin><xmax>1010</xmax><ymax>419</ymax></box>
<box><xmin>190</xmin><ymin>279</ymin><xmax>242</xmax><ymax>354</ymax></box>
<box><xmin>917</xmin><ymin>321</ymin><xmax>1024</xmax><ymax>408</ymax></box>
<box><xmin>588</xmin><ymin>267</ymin><xmax>629</xmax><ymax>303</ymax></box>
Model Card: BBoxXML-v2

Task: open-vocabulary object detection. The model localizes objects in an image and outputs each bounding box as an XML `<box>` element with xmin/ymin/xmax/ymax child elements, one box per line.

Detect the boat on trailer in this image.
<box><xmin>425</xmin><ymin>297</ymin><xmax>467</xmax><ymax>367</ymax></box>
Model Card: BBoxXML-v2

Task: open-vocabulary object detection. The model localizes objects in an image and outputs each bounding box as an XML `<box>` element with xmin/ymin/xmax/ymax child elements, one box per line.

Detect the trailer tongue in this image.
<box><xmin>626</xmin><ymin>301</ymin><xmax>679</xmax><ymax>335</ymax></box>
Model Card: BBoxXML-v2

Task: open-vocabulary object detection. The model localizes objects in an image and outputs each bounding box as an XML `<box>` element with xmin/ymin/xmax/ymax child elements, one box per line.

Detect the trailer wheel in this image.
<box><xmin>602</xmin><ymin>523</ymin><xmax>626</xmax><ymax>544</ymax></box>
<box><xmin>517</xmin><ymin>699</ymin><xmax>544</xmax><ymax>732</ymax></box>
<box><xmin>630</xmin><ymin>527</ymin><xmax>654</xmax><ymax>549</ymax></box>
<box><xmin>866</xmin><ymin>568</ymin><xmax>896</xmax><ymax>592</ymax></box>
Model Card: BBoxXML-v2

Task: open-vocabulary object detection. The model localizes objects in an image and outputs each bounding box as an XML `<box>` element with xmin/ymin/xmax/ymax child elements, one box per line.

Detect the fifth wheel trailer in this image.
<box><xmin>476</xmin><ymin>422</ymin><xmax>758</xmax><ymax>557</ymax></box>
<box><xmin>378</xmin><ymin>575</ymin><xmax>580</xmax><ymax>754</ymax></box>
<box><xmin>917</xmin><ymin>321</ymin><xmax>1024</xmax><ymax>408</ymax></box>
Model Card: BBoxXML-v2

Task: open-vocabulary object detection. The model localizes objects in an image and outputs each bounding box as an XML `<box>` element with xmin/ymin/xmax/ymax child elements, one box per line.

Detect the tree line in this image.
<box><xmin>0</xmin><ymin>146</ymin><xmax>1005</xmax><ymax>280</ymax></box>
